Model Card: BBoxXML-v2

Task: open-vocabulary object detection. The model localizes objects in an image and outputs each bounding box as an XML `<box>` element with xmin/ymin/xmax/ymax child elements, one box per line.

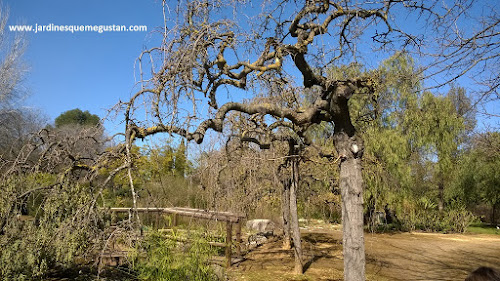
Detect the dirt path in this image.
<box><xmin>228</xmin><ymin>225</ymin><xmax>500</xmax><ymax>281</ymax></box>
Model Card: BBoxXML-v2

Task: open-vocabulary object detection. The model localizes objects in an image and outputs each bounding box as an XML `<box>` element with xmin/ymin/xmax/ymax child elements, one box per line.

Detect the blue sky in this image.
<box><xmin>5</xmin><ymin>0</ymin><xmax>499</xmax><ymax>137</ymax></box>
<box><xmin>5</xmin><ymin>0</ymin><xmax>164</xmax><ymax>134</ymax></box>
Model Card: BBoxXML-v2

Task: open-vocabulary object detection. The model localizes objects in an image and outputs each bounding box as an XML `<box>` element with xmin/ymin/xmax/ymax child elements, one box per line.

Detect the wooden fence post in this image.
<box><xmin>226</xmin><ymin>222</ymin><xmax>233</xmax><ymax>268</ymax></box>
<box><xmin>172</xmin><ymin>214</ymin><xmax>178</xmax><ymax>227</ymax></box>
<box><xmin>155</xmin><ymin>212</ymin><xmax>159</xmax><ymax>230</ymax></box>
<box><xmin>235</xmin><ymin>221</ymin><xmax>242</xmax><ymax>257</ymax></box>
<box><xmin>111</xmin><ymin>211</ymin><xmax>116</xmax><ymax>225</ymax></box>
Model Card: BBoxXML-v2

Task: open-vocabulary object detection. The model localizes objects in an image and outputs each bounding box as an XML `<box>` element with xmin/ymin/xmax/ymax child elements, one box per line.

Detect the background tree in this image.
<box><xmin>0</xmin><ymin>3</ymin><xmax>47</xmax><ymax>165</ymax></box>
<box><xmin>174</xmin><ymin>139</ymin><xmax>187</xmax><ymax>177</ymax></box>
<box><xmin>0</xmin><ymin>109</ymin><xmax>47</xmax><ymax>166</ymax></box>
<box><xmin>453</xmin><ymin>132</ymin><xmax>500</xmax><ymax>224</ymax></box>
<box><xmin>50</xmin><ymin>108</ymin><xmax>104</xmax><ymax>163</ymax></box>
<box><xmin>0</xmin><ymin>3</ymin><xmax>26</xmax><ymax>109</ymax></box>
<box><xmin>54</xmin><ymin>108</ymin><xmax>100</xmax><ymax>128</ymax></box>
<box><xmin>471</xmin><ymin>132</ymin><xmax>500</xmax><ymax>224</ymax></box>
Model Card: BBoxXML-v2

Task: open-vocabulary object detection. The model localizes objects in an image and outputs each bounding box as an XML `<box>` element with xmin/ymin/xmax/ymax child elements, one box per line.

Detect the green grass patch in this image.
<box><xmin>467</xmin><ymin>223</ymin><xmax>500</xmax><ymax>235</ymax></box>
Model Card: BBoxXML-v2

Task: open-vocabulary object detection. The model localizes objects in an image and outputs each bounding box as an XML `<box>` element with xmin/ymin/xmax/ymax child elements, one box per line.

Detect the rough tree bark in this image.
<box><xmin>331</xmin><ymin>94</ymin><xmax>366</xmax><ymax>281</ymax></box>
<box><xmin>289</xmin><ymin>141</ymin><xmax>303</xmax><ymax>274</ymax></box>
<box><xmin>290</xmin><ymin>149</ymin><xmax>304</xmax><ymax>274</ymax></box>
<box><xmin>279</xmin><ymin>167</ymin><xmax>292</xmax><ymax>250</ymax></box>
<box><xmin>277</xmin><ymin>140</ymin><xmax>303</xmax><ymax>273</ymax></box>
<box><xmin>338</xmin><ymin>151</ymin><xmax>365</xmax><ymax>281</ymax></box>
<box><xmin>438</xmin><ymin>179</ymin><xmax>445</xmax><ymax>212</ymax></box>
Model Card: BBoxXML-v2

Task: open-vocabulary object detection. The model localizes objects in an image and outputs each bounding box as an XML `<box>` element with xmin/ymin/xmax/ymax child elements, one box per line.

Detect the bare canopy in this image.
<box><xmin>122</xmin><ymin>1</ymin><xmax>499</xmax><ymax>280</ymax></box>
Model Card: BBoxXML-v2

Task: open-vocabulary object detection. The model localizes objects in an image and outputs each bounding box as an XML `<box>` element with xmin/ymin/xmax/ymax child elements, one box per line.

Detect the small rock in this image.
<box><xmin>245</xmin><ymin>219</ymin><xmax>275</xmax><ymax>233</ymax></box>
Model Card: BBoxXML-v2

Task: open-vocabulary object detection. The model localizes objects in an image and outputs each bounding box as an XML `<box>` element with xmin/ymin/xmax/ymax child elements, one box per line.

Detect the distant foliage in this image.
<box><xmin>451</xmin><ymin>132</ymin><xmax>500</xmax><ymax>224</ymax></box>
<box><xmin>101</xmin><ymin>141</ymin><xmax>202</xmax><ymax>209</ymax></box>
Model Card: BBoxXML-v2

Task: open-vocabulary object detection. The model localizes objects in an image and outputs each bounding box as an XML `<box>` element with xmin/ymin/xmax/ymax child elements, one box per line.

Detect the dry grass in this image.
<box><xmin>228</xmin><ymin>223</ymin><xmax>500</xmax><ymax>281</ymax></box>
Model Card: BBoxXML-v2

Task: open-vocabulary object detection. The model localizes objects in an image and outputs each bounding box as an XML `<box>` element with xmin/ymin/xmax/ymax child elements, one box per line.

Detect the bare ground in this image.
<box><xmin>227</xmin><ymin>225</ymin><xmax>500</xmax><ymax>281</ymax></box>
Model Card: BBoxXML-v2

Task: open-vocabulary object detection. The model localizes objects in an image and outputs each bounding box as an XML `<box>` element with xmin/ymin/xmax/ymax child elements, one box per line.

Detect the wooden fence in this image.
<box><xmin>106</xmin><ymin>207</ymin><xmax>245</xmax><ymax>267</ymax></box>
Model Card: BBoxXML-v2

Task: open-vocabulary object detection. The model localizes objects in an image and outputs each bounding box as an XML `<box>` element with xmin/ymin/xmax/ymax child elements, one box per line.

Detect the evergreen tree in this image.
<box><xmin>54</xmin><ymin>108</ymin><xmax>100</xmax><ymax>128</ymax></box>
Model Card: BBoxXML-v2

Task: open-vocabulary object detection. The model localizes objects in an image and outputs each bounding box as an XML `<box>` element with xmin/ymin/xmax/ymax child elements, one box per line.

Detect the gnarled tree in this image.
<box><xmin>122</xmin><ymin>1</ymin><xmax>499</xmax><ymax>279</ymax></box>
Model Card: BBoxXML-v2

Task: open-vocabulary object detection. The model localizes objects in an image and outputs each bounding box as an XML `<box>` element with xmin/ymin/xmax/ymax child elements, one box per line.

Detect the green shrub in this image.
<box><xmin>131</xmin><ymin>230</ymin><xmax>219</xmax><ymax>281</ymax></box>
<box><xmin>394</xmin><ymin>196</ymin><xmax>476</xmax><ymax>233</ymax></box>
<box><xmin>0</xmin><ymin>175</ymin><xmax>101</xmax><ymax>280</ymax></box>
<box><xmin>443</xmin><ymin>208</ymin><xmax>475</xmax><ymax>233</ymax></box>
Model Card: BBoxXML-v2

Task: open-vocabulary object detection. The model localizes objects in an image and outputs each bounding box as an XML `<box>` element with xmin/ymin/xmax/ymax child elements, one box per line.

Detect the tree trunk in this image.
<box><xmin>290</xmin><ymin>153</ymin><xmax>303</xmax><ymax>274</ymax></box>
<box><xmin>281</xmin><ymin>175</ymin><xmax>292</xmax><ymax>250</ymax></box>
<box><xmin>492</xmin><ymin>202</ymin><xmax>498</xmax><ymax>225</ymax></box>
<box><xmin>277</xmin><ymin>141</ymin><xmax>303</xmax><ymax>273</ymax></box>
<box><xmin>339</xmin><ymin>156</ymin><xmax>365</xmax><ymax>281</ymax></box>
<box><xmin>438</xmin><ymin>178</ymin><xmax>444</xmax><ymax>212</ymax></box>
<box><xmin>333</xmin><ymin>128</ymin><xmax>365</xmax><ymax>281</ymax></box>
<box><xmin>277</xmin><ymin>160</ymin><xmax>292</xmax><ymax>250</ymax></box>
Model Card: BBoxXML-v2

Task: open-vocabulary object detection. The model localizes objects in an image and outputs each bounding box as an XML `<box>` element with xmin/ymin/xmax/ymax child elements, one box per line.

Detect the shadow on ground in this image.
<box><xmin>228</xmin><ymin>227</ymin><xmax>500</xmax><ymax>281</ymax></box>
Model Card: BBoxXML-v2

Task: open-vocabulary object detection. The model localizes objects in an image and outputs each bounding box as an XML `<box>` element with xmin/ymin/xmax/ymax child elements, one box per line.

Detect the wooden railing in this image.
<box><xmin>106</xmin><ymin>207</ymin><xmax>245</xmax><ymax>267</ymax></box>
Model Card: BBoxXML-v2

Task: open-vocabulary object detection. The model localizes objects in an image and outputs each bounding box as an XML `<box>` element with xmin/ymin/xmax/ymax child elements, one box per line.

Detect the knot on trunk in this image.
<box><xmin>334</xmin><ymin>133</ymin><xmax>364</xmax><ymax>161</ymax></box>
